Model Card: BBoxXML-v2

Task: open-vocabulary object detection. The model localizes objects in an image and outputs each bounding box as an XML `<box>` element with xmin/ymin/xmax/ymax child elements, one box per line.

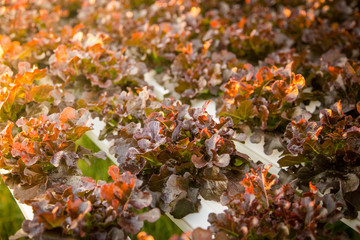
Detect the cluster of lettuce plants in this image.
<box><xmin>0</xmin><ymin>0</ymin><xmax>359</xmax><ymax>239</ymax></box>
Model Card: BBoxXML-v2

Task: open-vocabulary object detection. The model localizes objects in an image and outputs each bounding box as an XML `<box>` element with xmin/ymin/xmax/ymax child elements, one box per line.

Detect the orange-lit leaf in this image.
<box><xmin>309</xmin><ymin>182</ymin><xmax>317</xmax><ymax>192</ymax></box>
<box><xmin>55</xmin><ymin>45</ymin><xmax>68</xmax><ymax>62</ymax></box>
<box><xmin>28</xmin><ymin>85</ymin><xmax>54</xmax><ymax>102</ymax></box>
<box><xmin>224</xmin><ymin>80</ymin><xmax>240</xmax><ymax>98</ymax></box>
<box><xmin>101</xmin><ymin>183</ymin><xmax>114</xmax><ymax>202</ymax></box>
<box><xmin>256</xmin><ymin>67</ymin><xmax>273</xmax><ymax>85</ymax></box>
<box><xmin>283</xmin><ymin>8</ymin><xmax>291</xmax><ymax>18</ymax></box>
<box><xmin>210</xmin><ymin>19</ymin><xmax>220</xmax><ymax>28</ymax></box>
<box><xmin>15</xmin><ymin>68</ymin><xmax>47</xmax><ymax>85</ymax></box>
<box><xmin>284</xmin><ymin>84</ymin><xmax>299</xmax><ymax>102</ymax></box>
<box><xmin>59</xmin><ymin>107</ymin><xmax>76</xmax><ymax>123</ymax></box>
<box><xmin>108</xmin><ymin>165</ymin><xmax>121</xmax><ymax>181</ymax></box>
<box><xmin>293</xmin><ymin>74</ymin><xmax>305</xmax><ymax>89</ymax></box>
<box><xmin>237</xmin><ymin>17</ymin><xmax>246</xmax><ymax>29</ymax></box>
<box><xmin>137</xmin><ymin>232</ymin><xmax>155</xmax><ymax>240</ymax></box>
<box><xmin>190</xmin><ymin>7</ymin><xmax>201</xmax><ymax>18</ymax></box>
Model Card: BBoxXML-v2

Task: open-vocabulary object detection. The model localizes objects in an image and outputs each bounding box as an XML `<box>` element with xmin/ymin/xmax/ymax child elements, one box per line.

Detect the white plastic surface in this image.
<box><xmin>190</xmin><ymin>99</ymin><xmax>217</xmax><ymax>118</ymax></box>
<box><xmin>1</xmin><ymin>167</ymin><xmax>34</xmax><ymax>220</ymax></box>
<box><xmin>144</xmin><ymin>70</ymin><xmax>169</xmax><ymax>100</ymax></box>
<box><xmin>85</xmin><ymin>117</ymin><xmax>117</xmax><ymax>163</ymax></box>
<box><xmin>234</xmin><ymin>139</ymin><xmax>281</xmax><ymax>174</ymax></box>
<box><xmin>166</xmin><ymin>197</ymin><xmax>227</xmax><ymax>233</ymax></box>
<box><xmin>9</xmin><ymin>189</ymin><xmax>34</xmax><ymax>220</ymax></box>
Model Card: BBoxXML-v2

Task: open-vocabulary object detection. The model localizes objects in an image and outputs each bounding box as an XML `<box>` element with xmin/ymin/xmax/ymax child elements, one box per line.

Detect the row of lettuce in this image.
<box><xmin>0</xmin><ymin>0</ymin><xmax>359</xmax><ymax>239</ymax></box>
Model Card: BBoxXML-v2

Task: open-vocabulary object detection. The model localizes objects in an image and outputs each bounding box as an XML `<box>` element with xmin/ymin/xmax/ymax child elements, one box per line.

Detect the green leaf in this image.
<box><xmin>29</xmin><ymin>85</ymin><xmax>54</xmax><ymax>102</ymax></box>
<box><xmin>220</xmin><ymin>100</ymin><xmax>258</xmax><ymax>122</ymax></box>
<box><xmin>234</xmin><ymin>158</ymin><xmax>245</xmax><ymax>167</ymax></box>
<box><xmin>278</xmin><ymin>155</ymin><xmax>305</xmax><ymax>167</ymax></box>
